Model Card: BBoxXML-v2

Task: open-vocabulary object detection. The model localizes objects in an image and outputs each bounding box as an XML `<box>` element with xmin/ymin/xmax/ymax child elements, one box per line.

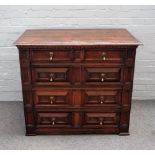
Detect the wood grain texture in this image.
<box><xmin>15</xmin><ymin>29</ymin><xmax>141</xmax><ymax>46</ymax></box>
<box><xmin>16</xmin><ymin>29</ymin><xmax>139</xmax><ymax>135</ymax></box>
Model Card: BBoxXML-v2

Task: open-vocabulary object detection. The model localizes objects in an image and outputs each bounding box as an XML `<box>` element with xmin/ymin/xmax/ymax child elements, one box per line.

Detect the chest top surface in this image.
<box><xmin>15</xmin><ymin>29</ymin><xmax>140</xmax><ymax>46</ymax></box>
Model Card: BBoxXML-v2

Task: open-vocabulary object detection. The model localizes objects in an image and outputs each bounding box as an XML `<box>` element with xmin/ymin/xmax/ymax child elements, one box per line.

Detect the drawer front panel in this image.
<box><xmin>31</xmin><ymin>50</ymin><xmax>72</xmax><ymax>62</ymax></box>
<box><xmin>32</xmin><ymin>67</ymin><xmax>73</xmax><ymax>86</ymax></box>
<box><xmin>82</xmin><ymin>112</ymin><xmax>120</xmax><ymax>128</ymax></box>
<box><xmin>82</xmin><ymin>90</ymin><xmax>121</xmax><ymax>106</ymax></box>
<box><xmin>85</xmin><ymin>49</ymin><xmax>123</xmax><ymax>63</ymax></box>
<box><xmin>36</xmin><ymin>112</ymin><xmax>73</xmax><ymax>127</ymax></box>
<box><xmin>34</xmin><ymin>90</ymin><xmax>72</xmax><ymax>107</ymax></box>
<box><xmin>83</xmin><ymin>67</ymin><xmax>121</xmax><ymax>84</ymax></box>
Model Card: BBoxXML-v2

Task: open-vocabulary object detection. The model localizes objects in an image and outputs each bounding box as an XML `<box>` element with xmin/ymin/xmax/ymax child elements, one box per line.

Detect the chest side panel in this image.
<box><xmin>18</xmin><ymin>48</ymin><xmax>36</xmax><ymax>135</ymax></box>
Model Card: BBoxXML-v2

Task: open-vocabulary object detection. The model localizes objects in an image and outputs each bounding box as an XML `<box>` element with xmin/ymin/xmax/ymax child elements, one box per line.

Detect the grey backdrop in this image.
<box><xmin>0</xmin><ymin>5</ymin><xmax>155</xmax><ymax>101</ymax></box>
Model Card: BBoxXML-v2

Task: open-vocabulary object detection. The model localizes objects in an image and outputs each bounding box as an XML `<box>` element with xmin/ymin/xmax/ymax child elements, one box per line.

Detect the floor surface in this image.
<box><xmin>0</xmin><ymin>100</ymin><xmax>155</xmax><ymax>150</ymax></box>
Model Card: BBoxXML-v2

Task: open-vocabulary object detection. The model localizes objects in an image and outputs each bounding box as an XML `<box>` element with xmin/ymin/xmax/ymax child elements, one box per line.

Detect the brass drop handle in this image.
<box><xmin>100</xmin><ymin>96</ymin><xmax>105</xmax><ymax>104</ymax></box>
<box><xmin>49</xmin><ymin>52</ymin><xmax>53</xmax><ymax>61</ymax></box>
<box><xmin>50</xmin><ymin>96</ymin><xmax>54</xmax><ymax>104</ymax></box>
<box><xmin>102</xmin><ymin>52</ymin><xmax>106</xmax><ymax>61</ymax></box>
<box><xmin>51</xmin><ymin>117</ymin><xmax>56</xmax><ymax>125</ymax></box>
<box><xmin>49</xmin><ymin>73</ymin><xmax>54</xmax><ymax>82</ymax></box>
<box><xmin>99</xmin><ymin>117</ymin><xmax>104</xmax><ymax>125</ymax></box>
<box><xmin>101</xmin><ymin>73</ymin><xmax>105</xmax><ymax>82</ymax></box>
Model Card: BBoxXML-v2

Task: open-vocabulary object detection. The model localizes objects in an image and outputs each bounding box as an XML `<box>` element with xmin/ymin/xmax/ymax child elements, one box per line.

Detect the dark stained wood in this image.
<box><xmin>82</xmin><ymin>89</ymin><xmax>122</xmax><ymax>107</ymax></box>
<box><xmin>32</xmin><ymin>67</ymin><xmax>74</xmax><ymax>86</ymax></box>
<box><xmin>82</xmin><ymin>112</ymin><xmax>120</xmax><ymax>128</ymax></box>
<box><xmin>33</xmin><ymin>90</ymin><xmax>73</xmax><ymax>107</ymax></box>
<box><xmin>36</xmin><ymin>112</ymin><xmax>73</xmax><ymax>128</ymax></box>
<box><xmin>82</xmin><ymin>67</ymin><xmax>122</xmax><ymax>83</ymax></box>
<box><xmin>16</xmin><ymin>29</ymin><xmax>140</xmax><ymax>136</ymax></box>
<box><xmin>31</xmin><ymin>49</ymin><xmax>73</xmax><ymax>62</ymax></box>
<box><xmin>15</xmin><ymin>29</ymin><xmax>140</xmax><ymax>46</ymax></box>
<box><xmin>84</xmin><ymin>49</ymin><xmax>123</xmax><ymax>63</ymax></box>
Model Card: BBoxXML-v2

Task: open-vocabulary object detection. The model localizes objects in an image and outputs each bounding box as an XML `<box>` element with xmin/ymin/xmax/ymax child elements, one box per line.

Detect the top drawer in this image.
<box><xmin>31</xmin><ymin>49</ymin><xmax>73</xmax><ymax>63</ymax></box>
<box><xmin>85</xmin><ymin>49</ymin><xmax>123</xmax><ymax>63</ymax></box>
<box><xmin>30</xmin><ymin>48</ymin><xmax>124</xmax><ymax>64</ymax></box>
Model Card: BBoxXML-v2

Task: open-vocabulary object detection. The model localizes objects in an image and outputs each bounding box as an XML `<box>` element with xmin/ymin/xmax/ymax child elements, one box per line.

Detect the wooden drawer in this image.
<box><xmin>31</xmin><ymin>49</ymin><xmax>123</xmax><ymax>64</ymax></box>
<box><xmin>31</xmin><ymin>49</ymin><xmax>73</xmax><ymax>63</ymax></box>
<box><xmin>32</xmin><ymin>67</ymin><xmax>73</xmax><ymax>86</ymax></box>
<box><xmin>82</xmin><ymin>89</ymin><xmax>121</xmax><ymax>107</ymax></box>
<box><xmin>84</xmin><ymin>49</ymin><xmax>123</xmax><ymax>63</ymax></box>
<box><xmin>33</xmin><ymin>90</ymin><xmax>72</xmax><ymax>107</ymax></box>
<box><xmin>82</xmin><ymin>112</ymin><xmax>120</xmax><ymax>128</ymax></box>
<box><xmin>82</xmin><ymin>67</ymin><xmax>121</xmax><ymax>84</ymax></box>
<box><xmin>36</xmin><ymin>112</ymin><xmax>73</xmax><ymax>127</ymax></box>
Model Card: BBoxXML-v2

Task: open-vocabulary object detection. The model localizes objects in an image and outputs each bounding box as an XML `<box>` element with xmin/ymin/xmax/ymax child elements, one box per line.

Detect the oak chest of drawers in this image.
<box><xmin>15</xmin><ymin>29</ymin><xmax>140</xmax><ymax>135</ymax></box>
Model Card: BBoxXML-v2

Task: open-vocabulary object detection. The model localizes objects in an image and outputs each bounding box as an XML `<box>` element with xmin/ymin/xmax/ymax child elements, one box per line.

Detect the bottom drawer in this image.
<box><xmin>34</xmin><ymin>111</ymin><xmax>120</xmax><ymax>134</ymax></box>
<box><xmin>82</xmin><ymin>112</ymin><xmax>120</xmax><ymax>128</ymax></box>
<box><xmin>36</xmin><ymin>112</ymin><xmax>73</xmax><ymax>128</ymax></box>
